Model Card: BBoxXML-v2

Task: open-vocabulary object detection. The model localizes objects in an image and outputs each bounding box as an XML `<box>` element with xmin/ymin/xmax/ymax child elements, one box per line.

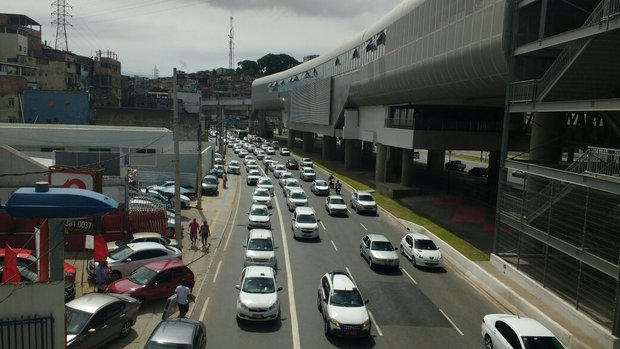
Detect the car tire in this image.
<box><xmin>412</xmin><ymin>256</ymin><xmax>417</xmax><ymax>267</ymax></box>
<box><xmin>399</xmin><ymin>245</ymin><xmax>405</xmax><ymax>256</ymax></box>
<box><xmin>484</xmin><ymin>335</ymin><xmax>494</xmax><ymax>349</ymax></box>
<box><xmin>356</xmin><ymin>205</ymin><xmax>360</xmax><ymax>214</ymax></box>
<box><xmin>317</xmin><ymin>293</ymin><xmax>322</xmax><ymax>312</ymax></box>
<box><xmin>119</xmin><ymin>320</ymin><xmax>132</xmax><ymax>338</ymax></box>
<box><xmin>324</xmin><ymin>319</ymin><xmax>331</xmax><ymax>338</ymax></box>
<box><xmin>368</xmin><ymin>259</ymin><xmax>374</xmax><ymax>269</ymax></box>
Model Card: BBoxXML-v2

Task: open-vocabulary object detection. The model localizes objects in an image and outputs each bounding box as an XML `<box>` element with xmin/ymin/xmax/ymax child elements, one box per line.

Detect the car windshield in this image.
<box><xmin>249</xmin><ymin>171</ymin><xmax>259</xmax><ymax>176</ymax></box>
<box><xmin>414</xmin><ymin>239</ymin><xmax>438</xmax><ymax>250</ymax></box>
<box><xmin>304</xmin><ymin>169</ymin><xmax>314</xmax><ymax>173</ymax></box>
<box><xmin>242</xmin><ymin>277</ymin><xmax>275</xmax><ymax>294</ymax></box>
<box><xmin>358</xmin><ymin>194</ymin><xmax>374</xmax><ymax>201</ymax></box>
<box><xmin>282</xmin><ymin>174</ymin><xmax>292</xmax><ymax>179</ymax></box>
<box><xmin>287</xmin><ymin>181</ymin><xmax>300</xmax><ymax>187</ymax></box>
<box><xmin>330</xmin><ymin>290</ymin><xmax>364</xmax><ymax>307</ymax></box>
<box><xmin>144</xmin><ymin>342</ymin><xmax>193</xmax><ymax>349</ymax></box>
<box><xmin>371</xmin><ymin>241</ymin><xmax>394</xmax><ymax>251</ymax></box>
<box><xmin>125</xmin><ymin>265</ymin><xmax>157</xmax><ymax>285</ymax></box>
<box><xmin>251</xmin><ymin>208</ymin><xmax>269</xmax><ymax>216</ymax></box>
<box><xmin>259</xmin><ymin>179</ymin><xmax>272</xmax><ymax>185</ymax></box>
<box><xmin>230</xmin><ymin>161</ymin><xmax>239</xmax><ymax>166</ymax></box>
<box><xmin>203</xmin><ymin>177</ymin><xmax>217</xmax><ymax>184</ymax></box>
<box><xmin>248</xmin><ymin>239</ymin><xmax>273</xmax><ymax>251</ymax></box>
<box><xmin>315</xmin><ymin>180</ymin><xmax>327</xmax><ymax>186</ymax></box>
<box><xmin>109</xmin><ymin>244</ymin><xmax>134</xmax><ymax>261</ymax></box>
<box><xmin>296</xmin><ymin>214</ymin><xmax>316</xmax><ymax>224</ymax></box>
<box><xmin>276</xmin><ymin>165</ymin><xmax>285</xmax><ymax>170</ymax></box>
<box><xmin>65</xmin><ymin>307</ymin><xmax>92</xmax><ymax>335</ymax></box>
<box><xmin>522</xmin><ymin>336</ymin><xmax>565</xmax><ymax>349</ymax></box>
<box><xmin>254</xmin><ymin>190</ymin><xmax>269</xmax><ymax>197</ymax></box>
<box><xmin>330</xmin><ymin>198</ymin><xmax>346</xmax><ymax>205</ymax></box>
<box><xmin>291</xmin><ymin>192</ymin><xmax>307</xmax><ymax>199</ymax></box>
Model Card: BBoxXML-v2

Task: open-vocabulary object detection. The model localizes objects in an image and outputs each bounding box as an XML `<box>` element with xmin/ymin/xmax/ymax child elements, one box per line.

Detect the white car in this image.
<box><xmin>88</xmin><ymin>242</ymin><xmax>182</xmax><ymax>280</ymax></box>
<box><xmin>266</xmin><ymin>147</ymin><xmax>276</xmax><ymax>155</ymax></box>
<box><xmin>350</xmin><ymin>191</ymin><xmax>377</xmax><ymax>214</ymax></box>
<box><xmin>286</xmin><ymin>189</ymin><xmax>308</xmax><ymax>211</ymax></box>
<box><xmin>279</xmin><ymin>172</ymin><xmax>293</xmax><ymax>187</ymax></box>
<box><xmin>262</xmin><ymin>156</ymin><xmax>272</xmax><ymax>166</ymax></box>
<box><xmin>273</xmin><ymin>164</ymin><xmax>287</xmax><ymax>178</ymax></box>
<box><xmin>399</xmin><ymin>232</ymin><xmax>442</xmax><ymax>268</ymax></box>
<box><xmin>244</xmin><ymin>155</ymin><xmax>256</xmax><ymax>166</ymax></box>
<box><xmin>252</xmin><ymin>188</ymin><xmax>273</xmax><ymax>208</ymax></box>
<box><xmin>299</xmin><ymin>167</ymin><xmax>316</xmax><ymax>181</ymax></box>
<box><xmin>256</xmin><ymin>151</ymin><xmax>266</xmax><ymax>160</ymax></box>
<box><xmin>106</xmin><ymin>232</ymin><xmax>178</xmax><ymax>252</ymax></box>
<box><xmin>235</xmin><ymin>266</ymin><xmax>282</xmax><ymax>321</ymax></box>
<box><xmin>257</xmin><ymin>177</ymin><xmax>275</xmax><ymax>195</ymax></box>
<box><xmin>481</xmin><ymin>314</ymin><xmax>565</xmax><ymax>349</ymax></box>
<box><xmin>301</xmin><ymin>157</ymin><xmax>313</xmax><ymax>167</ymax></box>
<box><xmin>269</xmin><ymin>161</ymin><xmax>280</xmax><ymax>173</ymax></box>
<box><xmin>247</xmin><ymin>169</ymin><xmax>261</xmax><ymax>185</ymax></box>
<box><xmin>247</xmin><ymin>204</ymin><xmax>272</xmax><ymax>230</ymax></box>
<box><xmin>280</xmin><ymin>147</ymin><xmax>290</xmax><ymax>156</ymax></box>
<box><xmin>283</xmin><ymin>178</ymin><xmax>302</xmax><ymax>197</ymax></box>
<box><xmin>317</xmin><ymin>271</ymin><xmax>371</xmax><ymax>338</ymax></box>
<box><xmin>291</xmin><ymin>207</ymin><xmax>319</xmax><ymax>240</ymax></box>
<box><xmin>360</xmin><ymin>234</ymin><xmax>399</xmax><ymax>269</ymax></box>
<box><xmin>325</xmin><ymin>195</ymin><xmax>348</xmax><ymax>216</ymax></box>
<box><xmin>227</xmin><ymin>160</ymin><xmax>241</xmax><ymax>174</ymax></box>
<box><xmin>238</xmin><ymin>149</ymin><xmax>248</xmax><ymax>158</ymax></box>
<box><xmin>311</xmin><ymin>180</ymin><xmax>330</xmax><ymax>195</ymax></box>
<box><xmin>243</xmin><ymin>229</ymin><xmax>278</xmax><ymax>269</ymax></box>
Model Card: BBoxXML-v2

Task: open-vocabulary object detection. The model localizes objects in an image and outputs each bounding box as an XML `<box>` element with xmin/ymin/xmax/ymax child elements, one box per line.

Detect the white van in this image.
<box><xmin>291</xmin><ymin>207</ymin><xmax>320</xmax><ymax>240</ymax></box>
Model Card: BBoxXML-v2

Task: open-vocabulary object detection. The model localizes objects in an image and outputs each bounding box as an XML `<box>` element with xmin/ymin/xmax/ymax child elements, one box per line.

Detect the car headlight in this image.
<box><xmin>362</xmin><ymin>319</ymin><xmax>371</xmax><ymax>329</ymax></box>
<box><xmin>269</xmin><ymin>257</ymin><xmax>275</xmax><ymax>262</ymax></box>
<box><xmin>267</xmin><ymin>302</ymin><xmax>278</xmax><ymax>311</ymax></box>
<box><xmin>329</xmin><ymin>318</ymin><xmax>341</xmax><ymax>328</ymax></box>
<box><xmin>237</xmin><ymin>300</ymin><xmax>249</xmax><ymax>310</ymax></box>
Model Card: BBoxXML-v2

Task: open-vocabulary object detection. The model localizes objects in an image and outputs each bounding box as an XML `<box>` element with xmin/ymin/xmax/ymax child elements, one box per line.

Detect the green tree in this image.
<box><xmin>257</xmin><ymin>53</ymin><xmax>299</xmax><ymax>75</ymax></box>
<box><xmin>237</xmin><ymin>60</ymin><xmax>259</xmax><ymax>75</ymax></box>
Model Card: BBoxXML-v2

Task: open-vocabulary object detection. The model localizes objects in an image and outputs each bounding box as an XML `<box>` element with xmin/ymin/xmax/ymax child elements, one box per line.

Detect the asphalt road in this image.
<box><xmin>198</xmin><ymin>148</ymin><xmax>504</xmax><ymax>348</ymax></box>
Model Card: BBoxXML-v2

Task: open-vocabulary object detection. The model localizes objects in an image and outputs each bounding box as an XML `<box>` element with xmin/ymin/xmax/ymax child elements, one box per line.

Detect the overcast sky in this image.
<box><xmin>6</xmin><ymin>0</ymin><xmax>402</xmax><ymax>77</ymax></box>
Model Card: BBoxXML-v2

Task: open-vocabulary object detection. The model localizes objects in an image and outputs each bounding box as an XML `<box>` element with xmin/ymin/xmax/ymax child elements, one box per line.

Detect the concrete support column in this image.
<box><xmin>529</xmin><ymin>112</ymin><xmax>564</xmax><ymax>162</ymax></box>
<box><xmin>427</xmin><ymin>149</ymin><xmax>445</xmax><ymax>176</ymax></box>
<box><xmin>344</xmin><ymin>139</ymin><xmax>362</xmax><ymax>170</ymax></box>
<box><xmin>288</xmin><ymin>130</ymin><xmax>296</xmax><ymax>148</ymax></box>
<box><xmin>401</xmin><ymin>148</ymin><xmax>414</xmax><ymax>187</ymax></box>
<box><xmin>302</xmin><ymin>132</ymin><xmax>314</xmax><ymax>152</ymax></box>
<box><xmin>487</xmin><ymin>151</ymin><xmax>501</xmax><ymax>186</ymax></box>
<box><xmin>322</xmin><ymin>136</ymin><xmax>337</xmax><ymax>161</ymax></box>
<box><xmin>362</xmin><ymin>141</ymin><xmax>374</xmax><ymax>169</ymax></box>
<box><xmin>375</xmin><ymin>143</ymin><xmax>386</xmax><ymax>183</ymax></box>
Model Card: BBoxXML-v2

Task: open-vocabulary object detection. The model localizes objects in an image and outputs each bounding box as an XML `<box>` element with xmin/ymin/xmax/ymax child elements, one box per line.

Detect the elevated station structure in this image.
<box><xmin>252</xmin><ymin>0</ymin><xmax>620</xmax><ymax>345</ymax></box>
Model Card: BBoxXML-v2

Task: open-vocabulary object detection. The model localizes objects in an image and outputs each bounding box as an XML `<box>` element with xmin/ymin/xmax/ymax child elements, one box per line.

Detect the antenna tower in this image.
<box><xmin>153</xmin><ymin>66</ymin><xmax>159</xmax><ymax>79</ymax></box>
<box><xmin>51</xmin><ymin>0</ymin><xmax>72</xmax><ymax>51</ymax></box>
<box><xmin>228</xmin><ymin>16</ymin><xmax>234</xmax><ymax>70</ymax></box>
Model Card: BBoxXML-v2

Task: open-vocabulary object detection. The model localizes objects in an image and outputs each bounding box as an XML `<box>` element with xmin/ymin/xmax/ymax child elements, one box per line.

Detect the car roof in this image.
<box><xmin>328</xmin><ymin>195</ymin><xmax>344</xmax><ymax>200</ymax></box>
<box><xmin>66</xmin><ymin>293</ymin><xmax>127</xmax><ymax>314</ymax></box>
<box><xmin>132</xmin><ymin>232</ymin><xmax>162</xmax><ymax>239</ymax></box>
<box><xmin>253</xmin><ymin>188</ymin><xmax>270</xmax><ymax>194</ymax></box>
<box><xmin>250</xmin><ymin>204</ymin><xmax>268</xmax><ymax>210</ymax></box>
<box><xmin>148</xmin><ymin>318</ymin><xmax>203</xmax><ymax>345</ymax></box>
<box><xmin>295</xmin><ymin>206</ymin><xmax>315</xmax><ymax>214</ymax></box>
<box><xmin>302</xmin><ymin>167</ymin><xmax>314</xmax><ymax>171</ymax></box>
<box><xmin>248</xmin><ymin>229</ymin><xmax>273</xmax><ymax>239</ymax></box>
<box><xmin>289</xmin><ymin>188</ymin><xmax>305</xmax><ymax>194</ymax></box>
<box><xmin>285</xmin><ymin>178</ymin><xmax>299</xmax><ymax>184</ymax></box>
<box><xmin>125</xmin><ymin>241</ymin><xmax>171</xmax><ymax>251</ymax></box>
<box><xmin>486</xmin><ymin>314</ymin><xmax>555</xmax><ymax>337</ymax></box>
<box><xmin>330</xmin><ymin>272</ymin><xmax>357</xmax><ymax>291</ymax></box>
<box><xmin>366</xmin><ymin>233</ymin><xmax>390</xmax><ymax>242</ymax></box>
<box><xmin>142</xmin><ymin>258</ymin><xmax>188</xmax><ymax>273</ymax></box>
<box><xmin>244</xmin><ymin>265</ymin><xmax>276</xmax><ymax>278</ymax></box>
<box><xmin>406</xmin><ymin>232</ymin><xmax>433</xmax><ymax>241</ymax></box>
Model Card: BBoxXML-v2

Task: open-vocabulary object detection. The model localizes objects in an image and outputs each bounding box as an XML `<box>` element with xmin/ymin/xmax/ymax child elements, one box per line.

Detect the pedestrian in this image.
<box><xmin>95</xmin><ymin>259</ymin><xmax>110</xmax><ymax>293</ymax></box>
<box><xmin>223</xmin><ymin>173</ymin><xmax>228</xmax><ymax>189</ymax></box>
<box><xmin>200</xmin><ymin>220</ymin><xmax>210</xmax><ymax>250</ymax></box>
<box><xmin>175</xmin><ymin>279</ymin><xmax>195</xmax><ymax>318</ymax></box>
<box><xmin>188</xmin><ymin>218</ymin><xmax>199</xmax><ymax>247</ymax></box>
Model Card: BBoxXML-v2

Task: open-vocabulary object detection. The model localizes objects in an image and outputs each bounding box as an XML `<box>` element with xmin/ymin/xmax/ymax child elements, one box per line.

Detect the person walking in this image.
<box><xmin>188</xmin><ymin>218</ymin><xmax>199</xmax><ymax>247</ymax></box>
<box><xmin>223</xmin><ymin>173</ymin><xmax>228</xmax><ymax>189</ymax></box>
<box><xmin>95</xmin><ymin>260</ymin><xmax>110</xmax><ymax>293</ymax></box>
<box><xmin>200</xmin><ymin>220</ymin><xmax>210</xmax><ymax>250</ymax></box>
<box><xmin>175</xmin><ymin>279</ymin><xmax>195</xmax><ymax>318</ymax></box>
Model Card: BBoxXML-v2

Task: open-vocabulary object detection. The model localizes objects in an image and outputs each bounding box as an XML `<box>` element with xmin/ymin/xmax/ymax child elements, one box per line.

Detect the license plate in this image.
<box><xmin>345</xmin><ymin>331</ymin><xmax>356</xmax><ymax>336</ymax></box>
<box><xmin>251</xmin><ymin>314</ymin><xmax>264</xmax><ymax>318</ymax></box>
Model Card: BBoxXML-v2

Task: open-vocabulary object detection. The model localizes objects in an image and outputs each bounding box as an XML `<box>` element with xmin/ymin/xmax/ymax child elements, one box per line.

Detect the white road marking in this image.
<box><xmin>368</xmin><ymin>310</ymin><xmax>383</xmax><ymax>336</ymax></box>
<box><xmin>347</xmin><ymin>209</ymin><xmax>352</xmax><ymax>214</ymax></box>
<box><xmin>211</xmin><ymin>260</ymin><xmax>222</xmax><ymax>284</ymax></box>
<box><xmin>360</xmin><ymin>222</ymin><xmax>368</xmax><ymax>231</ymax></box>
<box><xmin>440</xmin><ymin>309</ymin><xmax>464</xmax><ymax>336</ymax></box>
<box><xmin>199</xmin><ymin>296</ymin><xmax>210</xmax><ymax>322</ymax></box>
<box><xmin>401</xmin><ymin>267</ymin><xmax>418</xmax><ymax>285</ymax></box>
<box><xmin>330</xmin><ymin>240</ymin><xmax>338</xmax><ymax>251</ymax></box>
<box><xmin>274</xmin><ymin>185</ymin><xmax>301</xmax><ymax>349</ymax></box>
<box><xmin>320</xmin><ymin>221</ymin><xmax>326</xmax><ymax>230</ymax></box>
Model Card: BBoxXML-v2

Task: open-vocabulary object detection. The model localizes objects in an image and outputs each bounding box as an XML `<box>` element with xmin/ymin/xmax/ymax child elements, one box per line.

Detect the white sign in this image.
<box><xmin>50</xmin><ymin>172</ymin><xmax>94</xmax><ymax>190</ymax></box>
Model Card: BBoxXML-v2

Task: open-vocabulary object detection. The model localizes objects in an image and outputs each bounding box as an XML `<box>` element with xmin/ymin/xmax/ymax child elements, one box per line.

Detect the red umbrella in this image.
<box><xmin>93</xmin><ymin>234</ymin><xmax>109</xmax><ymax>262</ymax></box>
<box><xmin>2</xmin><ymin>243</ymin><xmax>21</xmax><ymax>283</ymax></box>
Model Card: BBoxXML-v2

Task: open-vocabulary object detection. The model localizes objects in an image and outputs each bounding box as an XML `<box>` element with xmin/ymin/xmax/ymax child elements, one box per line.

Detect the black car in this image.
<box><xmin>468</xmin><ymin>167</ymin><xmax>488</xmax><ymax>177</ymax></box>
<box><xmin>144</xmin><ymin>318</ymin><xmax>207</xmax><ymax>349</ymax></box>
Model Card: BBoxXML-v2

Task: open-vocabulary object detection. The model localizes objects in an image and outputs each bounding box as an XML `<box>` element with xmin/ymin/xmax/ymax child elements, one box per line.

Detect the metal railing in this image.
<box><xmin>0</xmin><ymin>314</ymin><xmax>55</xmax><ymax>349</ymax></box>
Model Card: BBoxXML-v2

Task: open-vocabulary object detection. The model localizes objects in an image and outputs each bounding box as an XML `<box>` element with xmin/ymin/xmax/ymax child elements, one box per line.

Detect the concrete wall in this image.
<box><xmin>0</xmin><ymin>146</ymin><xmax>49</xmax><ymax>187</ymax></box>
<box><xmin>0</xmin><ymin>32</ymin><xmax>27</xmax><ymax>61</ymax></box>
<box><xmin>95</xmin><ymin>107</ymin><xmax>199</xmax><ymax>141</ymax></box>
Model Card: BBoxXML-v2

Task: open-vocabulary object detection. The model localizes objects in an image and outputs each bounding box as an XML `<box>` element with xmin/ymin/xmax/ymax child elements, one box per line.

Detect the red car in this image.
<box><xmin>0</xmin><ymin>248</ymin><xmax>76</xmax><ymax>282</ymax></box>
<box><xmin>107</xmin><ymin>259</ymin><xmax>194</xmax><ymax>304</ymax></box>
<box><xmin>286</xmin><ymin>159</ymin><xmax>299</xmax><ymax>170</ymax></box>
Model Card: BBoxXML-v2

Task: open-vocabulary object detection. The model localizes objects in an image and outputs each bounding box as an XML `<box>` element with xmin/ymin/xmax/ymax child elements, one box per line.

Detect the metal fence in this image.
<box><xmin>0</xmin><ymin>314</ymin><xmax>55</xmax><ymax>349</ymax></box>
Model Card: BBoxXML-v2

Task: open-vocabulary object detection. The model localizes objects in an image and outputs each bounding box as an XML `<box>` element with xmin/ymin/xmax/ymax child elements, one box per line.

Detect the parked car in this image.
<box><xmin>317</xmin><ymin>270</ymin><xmax>371</xmax><ymax>338</ymax></box>
<box><xmin>481</xmin><ymin>314</ymin><xmax>565</xmax><ymax>349</ymax></box>
<box><xmin>0</xmin><ymin>247</ymin><xmax>76</xmax><ymax>282</ymax></box>
<box><xmin>106</xmin><ymin>232</ymin><xmax>178</xmax><ymax>252</ymax></box>
<box><xmin>235</xmin><ymin>266</ymin><xmax>282</xmax><ymax>321</ymax></box>
<box><xmin>252</xmin><ymin>188</ymin><xmax>272</xmax><ymax>208</ymax></box>
<box><xmin>291</xmin><ymin>207</ymin><xmax>320</xmax><ymax>240</ymax></box>
<box><xmin>201</xmin><ymin>175</ymin><xmax>219</xmax><ymax>195</ymax></box>
<box><xmin>107</xmin><ymin>259</ymin><xmax>194</xmax><ymax>305</ymax></box>
<box><xmin>148</xmin><ymin>181</ymin><xmax>195</xmax><ymax>199</ymax></box>
<box><xmin>247</xmin><ymin>204</ymin><xmax>272</xmax><ymax>230</ymax></box>
<box><xmin>360</xmin><ymin>234</ymin><xmax>399</xmax><ymax>269</ymax></box>
<box><xmin>243</xmin><ymin>229</ymin><xmax>278</xmax><ymax>269</ymax></box>
<box><xmin>468</xmin><ymin>167</ymin><xmax>488</xmax><ymax>177</ymax></box>
<box><xmin>325</xmin><ymin>195</ymin><xmax>348</xmax><ymax>216</ymax></box>
<box><xmin>144</xmin><ymin>318</ymin><xmax>206</xmax><ymax>349</ymax></box>
<box><xmin>280</xmin><ymin>147</ymin><xmax>290</xmax><ymax>156</ymax></box>
<box><xmin>0</xmin><ymin>263</ymin><xmax>75</xmax><ymax>302</ymax></box>
<box><xmin>286</xmin><ymin>159</ymin><xmax>299</xmax><ymax>170</ymax></box>
<box><xmin>299</xmin><ymin>167</ymin><xmax>316</xmax><ymax>181</ymax></box>
<box><xmin>350</xmin><ymin>191</ymin><xmax>378</xmax><ymax>215</ymax></box>
<box><xmin>399</xmin><ymin>232</ymin><xmax>442</xmax><ymax>268</ymax></box>
<box><xmin>286</xmin><ymin>189</ymin><xmax>309</xmax><ymax>211</ymax></box>
<box><xmin>227</xmin><ymin>160</ymin><xmax>241</xmax><ymax>174</ymax></box>
<box><xmin>65</xmin><ymin>293</ymin><xmax>139</xmax><ymax>349</ymax></box>
<box><xmin>445</xmin><ymin>160</ymin><xmax>466</xmax><ymax>171</ymax></box>
<box><xmin>311</xmin><ymin>180</ymin><xmax>330</xmax><ymax>195</ymax></box>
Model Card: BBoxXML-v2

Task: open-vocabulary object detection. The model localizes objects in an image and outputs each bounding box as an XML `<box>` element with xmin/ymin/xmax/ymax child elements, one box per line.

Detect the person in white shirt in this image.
<box><xmin>175</xmin><ymin>279</ymin><xmax>195</xmax><ymax>318</ymax></box>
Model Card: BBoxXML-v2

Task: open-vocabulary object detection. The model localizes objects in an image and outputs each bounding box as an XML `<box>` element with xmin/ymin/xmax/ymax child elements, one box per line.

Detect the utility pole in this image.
<box><xmin>173</xmin><ymin>68</ymin><xmax>183</xmax><ymax>249</ymax></box>
<box><xmin>228</xmin><ymin>16</ymin><xmax>235</xmax><ymax>70</ymax></box>
<box><xmin>196</xmin><ymin>91</ymin><xmax>203</xmax><ymax>210</ymax></box>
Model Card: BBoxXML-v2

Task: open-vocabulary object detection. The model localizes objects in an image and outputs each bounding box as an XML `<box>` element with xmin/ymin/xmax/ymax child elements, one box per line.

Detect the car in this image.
<box><xmin>279</xmin><ymin>172</ymin><xmax>293</xmax><ymax>187</ymax></box>
<box><xmin>468</xmin><ymin>167</ymin><xmax>488</xmax><ymax>177</ymax></box>
<box><xmin>252</xmin><ymin>188</ymin><xmax>272</xmax><ymax>208</ymax></box>
<box><xmin>106</xmin><ymin>232</ymin><xmax>178</xmax><ymax>252</ymax></box>
<box><xmin>399</xmin><ymin>232</ymin><xmax>442</xmax><ymax>268</ymax></box>
<box><xmin>201</xmin><ymin>175</ymin><xmax>219</xmax><ymax>195</ymax></box>
<box><xmin>144</xmin><ymin>318</ymin><xmax>207</xmax><ymax>349</ymax></box>
<box><xmin>0</xmin><ymin>247</ymin><xmax>76</xmax><ymax>282</ymax></box>
<box><xmin>256</xmin><ymin>151</ymin><xmax>266</xmax><ymax>160</ymax></box>
<box><xmin>269</xmin><ymin>160</ymin><xmax>280</xmax><ymax>173</ymax></box>
<box><xmin>235</xmin><ymin>266</ymin><xmax>282</xmax><ymax>321</ymax></box>
<box><xmin>273</xmin><ymin>164</ymin><xmax>287</xmax><ymax>178</ymax></box>
<box><xmin>283</xmin><ymin>178</ymin><xmax>302</xmax><ymax>197</ymax></box>
<box><xmin>481</xmin><ymin>314</ymin><xmax>565</xmax><ymax>349</ymax></box>
<box><xmin>148</xmin><ymin>190</ymin><xmax>192</xmax><ymax>209</ymax></box>
<box><xmin>266</xmin><ymin>147</ymin><xmax>276</xmax><ymax>155</ymax></box>
<box><xmin>246</xmin><ymin>162</ymin><xmax>259</xmax><ymax>173</ymax></box>
<box><xmin>262</xmin><ymin>155</ymin><xmax>272</xmax><ymax>165</ymax></box>
<box><xmin>280</xmin><ymin>147</ymin><xmax>290</xmax><ymax>156</ymax></box>
<box><xmin>227</xmin><ymin>160</ymin><xmax>241</xmax><ymax>174</ymax></box>
<box><xmin>271</xmin><ymin>141</ymin><xmax>279</xmax><ymax>149</ymax></box>
<box><xmin>209</xmin><ymin>164</ymin><xmax>225</xmax><ymax>178</ymax></box>
<box><xmin>360</xmin><ymin>234</ymin><xmax>399</xmax><ymax>269</ymax></box>
<box><xmin>291</xmin><ymin>206</ymin><xmax>320</xmax><ymax>240</ymax></box>
<box><xmin>286</xmin><ymin>158</ymin><xmax>299</xmax><ymax>170</ymax></box>
<box><xmin>350</xmin><ymin>191</ymin><xmax>378</xmax><ymax>214</ymax></box>
<box><xmin>238</xmin><ymin>149</ymin><xmax>248</xmax><ymax>158</ymax></box>
<box><xmin>243</xmin><ymin>229</ymin><xmax>278</xmax><ymax>269</ymax></box>
<box><xmin>106</xmin><ymin>259</ymin><xmax>194</xmax><ymax>305</ymax></box>
<box><xmin>137</xmin><ymin>189</ymin><xmax>169</xmax><ymax>205</ymax></box>
<box><xmin>301</xmin><ymin>157</ymin><xmax>313</xmax><ymax>167</ymax></box>
<box><xmin>247</xmin><ymin>204</ymin><xmax>272</xmax><ymax>230</ymax></box>
<box><xmin>299</xmin><ymin>167</ymin><xmax>316</xmax><ymax>181</ymax></box>
<box><xmin>87</xmin><ymin>242</ymin><xmax>182</xmax><ymax>281</ymax></box>
<box><xmin>65</xmin><ymin>293</ymin><xmax>140</xmax><ymax>349</ymax></box>
<box><xmin>257</xmin><ymin>176</ymin><xmax>275</xmax><ymax>195</ymax></box>
<box><xmin>247</xmin><ymin>169</ymin><xmax>261</xmax><ymax>185</ymax></box>
<box><xmin>445</xmin><ymin>160</ymin><xmax>466</xmax><ymax>171</ymax></box>
<box><xmin>214</xmin><ymin>156</ymin><xmax>224</xmax><ymax>165</ymax></box>
<box><xmin>286</xmin><ymin>189</ymin><xmax>309</xmax><ymax>211</ymax></box>
<box><xmin>147</xmin><ymin>181</ymin><xmax>196</xmax><ymax>198</ymax></box>
<box><xmin>243</xmin><ymin>155</ymin><xmax>256</xmax><ymax>165</ymax></box>
<box><xmin>0</xmin><ymin>263</ymin><xmax>75</xmax><ymax>302</ymax></box>
<box><xmin>311</xmin><ymin>179</ymin><xmax>330</xmax><ymax>195</ymax></box>
<box><xmin>325</xmin><ymin>195</ymin><xmax>348</xmax><ymax>216</ymax></box>
<box><xmin>317</xmin><ymin>270</ymin><xmax>371</xmax><ymax>338</ymax></box>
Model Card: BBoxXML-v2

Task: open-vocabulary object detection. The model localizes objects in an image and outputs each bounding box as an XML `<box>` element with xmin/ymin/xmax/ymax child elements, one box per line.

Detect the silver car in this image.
<box><xmin>360</xmin><ymin>234</ymin><xmax>399</xmax><ymax>269</ymax></box>
<box><xmin>66</xmin><ymin>293</ymin><xmax>139</xmax><ymax>349</ymax></box>
<box><xmin>286</xmin><ymin>189</ymin><xmax>308</xmax><ymax>211</ymax></box>
<box><xmin>144</xmin><ymin>318</ymin><xmax>207</xmax><ymax>349</ymax></box>
<box><xmin>244</xmin><ymin>229</ymin><xmax>278</xmax><ymax>269</ymax></box>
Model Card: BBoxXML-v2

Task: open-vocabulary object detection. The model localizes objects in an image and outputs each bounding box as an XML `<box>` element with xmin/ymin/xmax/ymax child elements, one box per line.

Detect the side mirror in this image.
<box><xmin>365</xmin><ymin>299</ymin><xmax>370</xmax><ymax>304</ymax></box>
<box><xmin>243</xmin><ymin>244</ymin><xmax>247</xmax><ymax>248</ymax></box>
<box><xmin>87</xmin><ymin>328</ymin><xmax>96</xmax><ymax>334</ymax></box>
<box><xmin>274</xmin><ymin>246</ymin><xmax>279</xmax><ymax>249</ymax></box>
<box><xmin>270</xmin><ymin>213</ymin><xmax>273</xmax><ymax>216</ymax></box>
<box><xmin>409</xmin><ymin>244</ymin><xmax>413</xmax><ymax>248</ymax></box>
<box><xmin>234</xmin><ymin>285</ymin><xmax>241</xmax><ymax>290</ymax></box>
<box><xmin>317</xmin><ymin>219</ymin><xmax>321</xmax><ymax>222</ymax></box>
<box><xmin>124</xmin><ymin>258</ymin><xmax>132</xmax><ymax>263</ymax></box>
<box><xmin>246</xmin><ymin>212</ymin><xmax>249</xmax><ymax>215</ymax></box>
<box><xmin>277</xmin><ymin>287</ymin><xmax>283</xmax><ymax>291</ymax></box>
<box><xmin>394</xmin><ymin>247</ymin><xmax>398</xmax><ymax>251</ymax></box>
